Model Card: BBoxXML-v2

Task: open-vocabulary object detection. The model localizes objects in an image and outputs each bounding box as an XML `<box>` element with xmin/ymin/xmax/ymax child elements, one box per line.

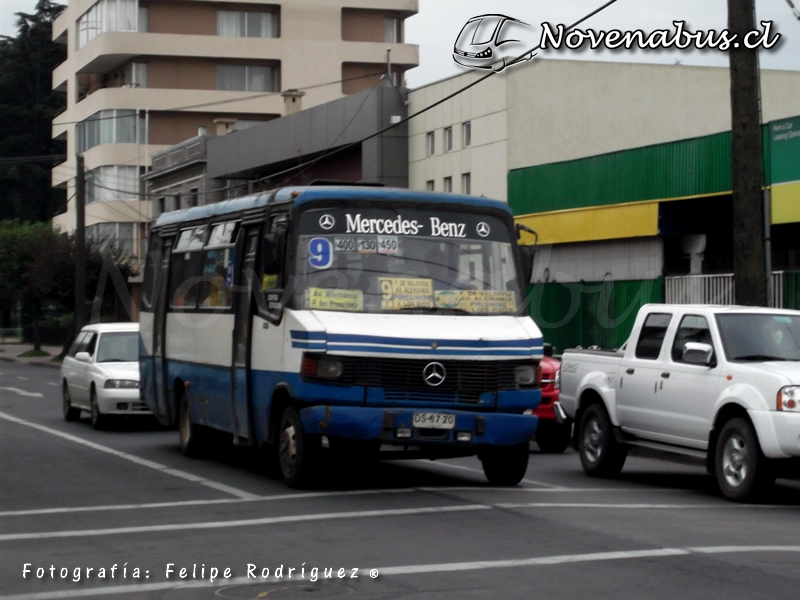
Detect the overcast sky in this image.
<box><xmin>2</xmin><ymin>0</ymin><xmax>798</xmax><ymax>88</ymax></box>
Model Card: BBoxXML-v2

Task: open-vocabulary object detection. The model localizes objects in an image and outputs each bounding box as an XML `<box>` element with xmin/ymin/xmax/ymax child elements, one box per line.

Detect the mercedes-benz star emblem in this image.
<box><xmin>476</xmin><ymin>222</ymin><xmax>490</xmax><ymax>237</ymax></box>
<box><xmin>423</xmin><ymin>362</ymin><xmax>446</xmax><ymax>387</ymax></box>
<box><xmin>319</xmin><ymin>214</ymin><xmax>335</xmax><ymax>230</ymax></box>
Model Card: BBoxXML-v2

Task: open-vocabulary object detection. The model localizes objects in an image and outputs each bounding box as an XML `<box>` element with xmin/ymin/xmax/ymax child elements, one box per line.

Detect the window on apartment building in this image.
<box><xmin>426</xmin><ymin>180</ymin><xmax>434</xmax><ymax>191</ymax></box>
<box><xmin>122</xmin><ymin>62</ymin><xmax>147</xmax><ymax>88</ymax></box>
<box><xmin>190</xmin><ymin>188</ymin><xmax>199</xmax><ymax>207</ymax></box>
<box><xmin>384</xmin><ymin>17</ymin><xmax>400</xmax><ymax>43</ymax></box>
<box><xmin>217</xmin><ymin>65</ymin><xmax>277</xmax><ymax>92</ymax></box>
<box><xmin>444</xmin><ymin>127</ymin><xmax>453</xmax><ymax>153</ymax></box>
<box><xmin>87</xmin><ymin>223</ymin><xmax>134</xmax><ymax>256</ymax></box>
<box><xmin>426</xmin><ymin>131</ymin><xmax>435</xmax><ymax>156</ymax></box>
<box><xmin>218</xmin><ymin>10</ymin><xmax>278</xmax><ymax>38</ymax></box>
<box><xmin>138</xmin><ymin>6</ymin><xmax>148</xmax><ymax>32</ymax></box>
<box><xmin>443</xmin><ymin>177</ymin><xmax>452</xmax><ymax>193</ymax></box>
<box><xmin>86</xmin><ymin>166</ymin><xmax>139</xmax><ymax>203</ymax></box>
<box><xmin>462</xmin><ymin>121</ymin><xmax>471</xmax><ymax>148</ymax></box>
<box><xmin>77</xmin><ymin>0</ymin><xmax>140</xmax><ymax>49</ymax></box>
<box><xmin>77</xmin><ymin>110</ymin><xmax>146</xmax><ymax>152</ymax></box>
<box><xmin>461</xmin><ymin>173</ymin><xmax>471</xmax><ymax>195</ymax></box>
<box><xmin>158</xmin><ymin>197</ymin><xmax>165</xmax><ymax>215</ymax></box>
<box><xmin>174</xmin><ymin>193</ymin><xmax>181</xmax><ymax>211</ymax></box>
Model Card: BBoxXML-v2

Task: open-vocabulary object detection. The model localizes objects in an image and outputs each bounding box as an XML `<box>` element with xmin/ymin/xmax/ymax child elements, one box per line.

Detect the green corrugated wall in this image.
<box><xmin>527</xmin><ymin>278</ymin><xmax>665</xmax><ymax>352</ymax></box>
<box><xmin>510</xmin><ymin>127</ymin><xmax>774</xmax><ymax>216</ymax></box>
<box><xmin>783</xmin><ymin>271</ymin><xmax>800</xmax><ymax>309</ymax></box>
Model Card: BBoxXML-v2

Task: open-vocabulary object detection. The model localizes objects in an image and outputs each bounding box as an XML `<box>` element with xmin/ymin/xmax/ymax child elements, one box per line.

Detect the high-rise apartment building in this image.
<box><xmin>51</xmin><ymin>0</ymin><xmax>418</xmax><ymax>261</ymax></box>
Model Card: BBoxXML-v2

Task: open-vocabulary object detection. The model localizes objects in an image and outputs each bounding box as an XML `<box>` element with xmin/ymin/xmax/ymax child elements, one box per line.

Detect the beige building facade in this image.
<box><xmin>409</xmin><ymin>59</ymin><xmax>800</xmax><ymax>203</ymax></box>
<box><xmin>51</xmin><ymin>0</ymin><xmax>419</xmax><ymax>262</ymax></box>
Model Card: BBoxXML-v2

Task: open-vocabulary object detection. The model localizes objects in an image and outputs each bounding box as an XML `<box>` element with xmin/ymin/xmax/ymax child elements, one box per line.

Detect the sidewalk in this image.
<box><xmin>0</xmin><ymin>343</ymin><xmax>64</xmax><ymax>369</ymax></box>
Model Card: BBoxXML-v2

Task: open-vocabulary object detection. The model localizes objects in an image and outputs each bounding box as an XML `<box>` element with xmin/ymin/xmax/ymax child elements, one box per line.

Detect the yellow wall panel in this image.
<box><xmin>771</xmin><ymin>181</ymin><xmax>800</xmax><ymax>225</ymax></box>
<box><xmin>515</xmin><ymin>202</ymin><xmax>660</xmax><ymax>245</ymax></box>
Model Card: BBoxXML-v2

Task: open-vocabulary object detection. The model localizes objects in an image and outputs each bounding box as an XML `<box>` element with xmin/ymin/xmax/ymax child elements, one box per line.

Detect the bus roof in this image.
<box><xmin>152</xmin><ymin>186</ymin><xmax>512</xmax><ymax>229</ymax></box>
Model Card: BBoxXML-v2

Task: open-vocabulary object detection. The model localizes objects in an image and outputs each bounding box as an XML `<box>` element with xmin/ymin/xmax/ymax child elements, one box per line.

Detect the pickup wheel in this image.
<box><xmin>578</xmin><ymin>403</ymin><xmax>627</xmax><ymax>477</ymax></box>
<box><xmin>535</xmin><ymin>422</ymin><xmax>572</xmax><ymax>454</ymax></box>
<box><xmin>480</xmin><ymin>443</ymin><xmax>529</xmax><ymax>485</ymax></box>
<box><xmin>715</xmin><ymin>417</ymin><xmax>774</xmax><ymax>502</ymax></box>
<box><xmin>278</xmin><ymin>406</ymin><xmax>321</xmax><ymax>488</ymax></box>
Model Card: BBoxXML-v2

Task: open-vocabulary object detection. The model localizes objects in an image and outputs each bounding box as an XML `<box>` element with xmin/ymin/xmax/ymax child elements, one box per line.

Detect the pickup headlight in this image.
<box><xmin>554</xmin><ymin>368</ymin><xmax>561</xmax><ymax>390</ymax></box>
<box><xmin>777</xmin><ymin>386</ymin><xmax>800</xmax><ymax>411</ymax></box>
<box><xmin>104</xmin><ymin>379</ymin><xmax>139</xmax><ymax>389</ymax></box>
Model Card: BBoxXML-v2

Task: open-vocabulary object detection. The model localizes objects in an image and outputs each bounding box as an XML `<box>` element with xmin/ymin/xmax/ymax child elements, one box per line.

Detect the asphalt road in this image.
<box><xmin>1</xmin><ymin>359</ymin><xmax>800</xmax><ymax>600</ymax></box>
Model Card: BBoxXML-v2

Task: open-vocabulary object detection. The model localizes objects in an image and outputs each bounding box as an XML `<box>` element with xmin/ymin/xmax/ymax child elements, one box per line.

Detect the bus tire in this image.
<box><xmin>278</xmin><ymin>406</ymin><xmax>320</xmax><ymax>488</ymax></box>
<box><xmin>480</xmin><ymin>443</ymin><xmax>529</xmax><ymax>485</ymax></box>
<box><xmin>179</xmin><ymin>392</ymin><xmax>211</xmax><ymax>458</ymax></box>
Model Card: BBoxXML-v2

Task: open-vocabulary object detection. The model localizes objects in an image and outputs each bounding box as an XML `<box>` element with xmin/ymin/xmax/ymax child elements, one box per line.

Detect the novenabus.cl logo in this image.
<box><xmin>453</xmin><ymin>14</ymin><xmax>536</xmax><ymax>73</ymax></box>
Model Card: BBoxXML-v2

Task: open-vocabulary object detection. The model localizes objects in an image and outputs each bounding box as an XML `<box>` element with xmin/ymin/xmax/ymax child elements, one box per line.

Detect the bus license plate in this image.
<box><xmin>413</xmin><ymin>412</ymin><xmax>455</xmax><ymax>430</ymax></box>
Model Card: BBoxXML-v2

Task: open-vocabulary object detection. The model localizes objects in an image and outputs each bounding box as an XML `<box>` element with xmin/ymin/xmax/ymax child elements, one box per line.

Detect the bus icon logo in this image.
<box><xmin>319</xmin><ymin>214</ymin><xmax>335</xmax><ymax>230</ymax></box>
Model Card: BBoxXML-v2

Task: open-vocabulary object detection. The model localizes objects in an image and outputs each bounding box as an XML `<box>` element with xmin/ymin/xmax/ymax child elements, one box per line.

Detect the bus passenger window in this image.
<box><xmin>199</xmin><ymin>248</ymin><xmax>233</xmax><ymax>308</ymax></box>
<box><xmin>169</xmin><ymin>251</ymin><xmax>202</xmax><ymax>309</ymax></box>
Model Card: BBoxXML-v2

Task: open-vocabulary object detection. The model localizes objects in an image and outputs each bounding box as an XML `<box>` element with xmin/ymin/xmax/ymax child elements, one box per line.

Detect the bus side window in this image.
<box><xmin>262</xmin><ymin>214</ymin><xmax>287</xmax><ymax>290</ymax></box>
<box><xmin>169</xmin><ymin>250</ymin><xmax>203</xmax><ymax>309</ymax></box>
<box><xmin>141</xmin><ymin>234</ymin><xmax>163</xmax><ymax>312</ymax></box>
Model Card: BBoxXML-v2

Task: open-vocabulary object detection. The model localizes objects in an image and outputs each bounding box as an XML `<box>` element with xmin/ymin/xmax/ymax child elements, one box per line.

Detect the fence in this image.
<box><xmin>665</xmin><ymin>272</ymin><xmax>785</xmax><ymax>308</ymax></box>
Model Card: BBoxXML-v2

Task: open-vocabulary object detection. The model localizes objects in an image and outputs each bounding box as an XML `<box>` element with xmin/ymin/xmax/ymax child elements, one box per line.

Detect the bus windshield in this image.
<box><xmin>294</xmin><ymin>206</ymin><xmax>523</xmax><ymax>315</ymax></box>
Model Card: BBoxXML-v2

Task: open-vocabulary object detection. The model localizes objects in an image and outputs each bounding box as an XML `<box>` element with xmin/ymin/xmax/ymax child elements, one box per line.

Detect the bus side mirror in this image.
<box><xmin>518</xmin><ymin>245</ymin><xmax>535</xmax><ymax>285</ymax></box>
<box><xmin>262</xmin><ymin>231</ymin><xmax>285</xmax><ymax>279</ymax></box>
<box><xmin>543</xmin><ymin>343</ymin><xmax>554</xmax><ymax>358</ymax></box>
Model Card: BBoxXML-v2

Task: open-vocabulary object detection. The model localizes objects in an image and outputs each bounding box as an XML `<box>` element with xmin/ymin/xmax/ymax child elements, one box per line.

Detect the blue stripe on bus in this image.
<box><xmin>290</xmin><ymin>330</ymin><xmax>327</xmax><ymax>341</ymax></box>
<box><xmin>292</xmin><ymin>342</ymin><xmax>327</xmax><ymax>350</ymax></box>
<box><xmin>324</xmin><ymin>345</ymin><xmax>542</xmax><ymax>357</ymax></box>
<box><xmin>327</xmin><ymin>333</ymin><xmax>542</xmax><ymax>349</ymax></box>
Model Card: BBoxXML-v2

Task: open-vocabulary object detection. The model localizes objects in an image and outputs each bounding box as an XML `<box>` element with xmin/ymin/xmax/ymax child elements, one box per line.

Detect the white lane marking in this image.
<box><xmin>0</xmin><ymin>489</ymin><xmax>418</xmax><ymax>517</ymax></box>
<box><xmin>0</xmin><ymin>411</ymin><xmax>258</xmax><ymax>500</ymax></box>
<box><xmin>496</xmin><ymin>502</ymin><xmax>753</xmax><ymax>509</ymax></box>
<box><xmin>47</xmin><ymin>382</ymin><xmax>58</xmax><ymax>387</ymax></box>
<box><xmin>0</xmin><ymin>504</ymin><xmax>489</xmax><ymax>542</ymax></box>
<box><xmin>414</xmin><ymin>459</ymin><xmax>566</xmax><ymax>489</ymax></box>
<box><xmin>0</xmin><ymin>487</ymin><xmax>697</xmax><ymax>518</ymax></box>
<box><xmin>0</xmin><ymin>388</ymin><xmax>43</xmax><ymax>398</ymax></box>
<box><xmin>17</xmin><ymin>376</ymin><xmax>29</xmax><ymax>380</ymax></box>
<box><xmin>6</xmin><ymin>546</ymin><xmax>800</xmax><ymax>600</ymax></box>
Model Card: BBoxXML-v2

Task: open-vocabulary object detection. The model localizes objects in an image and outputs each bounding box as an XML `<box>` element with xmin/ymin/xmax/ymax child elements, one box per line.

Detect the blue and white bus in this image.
<box><xmin>139</xmin><ymin>185</ymin><xmax>544</xmax><ymax>487</ymax></box>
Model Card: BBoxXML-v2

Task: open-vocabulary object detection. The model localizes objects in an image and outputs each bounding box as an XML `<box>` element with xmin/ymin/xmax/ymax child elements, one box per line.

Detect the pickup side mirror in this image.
<box><xmin>683</xmin><ymin>342</ymin><xmax>714</xmax><ymax>366</ymax></box>
<box><xmin>75</xmin><ymin>351</ymin><xmax>91</xmax><ymax>363</ymax></box>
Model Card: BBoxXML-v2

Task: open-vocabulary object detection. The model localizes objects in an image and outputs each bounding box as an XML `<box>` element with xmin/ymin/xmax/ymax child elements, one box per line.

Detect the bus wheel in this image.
<box><xmin>480</xmin><ymin>443</ymin><xmax>529</xmax><ymax>485</ymax></box>
<box><xmin>278</xmin><ymin>406</ymin><xmax>320</xmax><ymax>488</ymax></box>
<box><xmin>179</xmin><ymin>393</ymin><xmax>210</xmax><ymax>458</ymax></box>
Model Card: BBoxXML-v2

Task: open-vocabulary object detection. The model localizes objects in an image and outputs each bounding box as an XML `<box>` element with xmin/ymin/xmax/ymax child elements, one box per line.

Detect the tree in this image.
<box><xmin>0</xmin><ymin>1</ymin><xmax>66</xmax><ymax>223</ymax></box>
<box><xmin>0</xmin><ymin>221</ymin><xmax>136</xmax><ymax>350</ymax></box>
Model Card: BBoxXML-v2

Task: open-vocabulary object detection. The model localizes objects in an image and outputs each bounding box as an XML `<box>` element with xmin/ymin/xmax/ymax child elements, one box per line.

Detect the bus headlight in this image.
<box><xmin>778</xmin><ymin>386</ymin><xmax>800</xmax><ymax>411</ymax></box>
<box><xmin>316</xmin><ymin>358</ymin><xmax>343</xmax><ymax>379</ymax></box>
<box><xmin>515</xmin><ymin>365</ymin><xmax>536</xmax><ymax>386</ymax></box>
<box><xmin>104</xmin><ymin>380</ymin><xmax>139</xmax><ymax>389</ymax></box>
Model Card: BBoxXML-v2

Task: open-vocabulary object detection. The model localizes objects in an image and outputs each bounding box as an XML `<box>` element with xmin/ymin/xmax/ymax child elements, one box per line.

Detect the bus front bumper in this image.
<box><xmin>299</xmin><ymin>405</ymin><xmax>538</xmax><ymax>447</ymax></box>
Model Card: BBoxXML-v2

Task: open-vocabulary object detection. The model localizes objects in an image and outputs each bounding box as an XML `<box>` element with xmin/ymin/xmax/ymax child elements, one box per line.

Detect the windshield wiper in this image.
<box><xmin>394</xmin><ymin>307</ymin><xmax>472</xmax><ymax>315</ymax></box>
<box><xmin>732</xmin><ymin>354</ymin><xmax>791</xmax><ymax>362</ymax></box>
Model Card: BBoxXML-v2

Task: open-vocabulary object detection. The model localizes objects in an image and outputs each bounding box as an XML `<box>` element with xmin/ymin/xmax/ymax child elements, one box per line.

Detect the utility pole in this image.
<box><xmin>75</xmin><ymin>154</ymin><xmax>86</xmax><ymax>331</ymax></box>
<box><xmin>728</xmin><ymin>0</ymin><xmax>768</xmax><ymax>306</ymax></box>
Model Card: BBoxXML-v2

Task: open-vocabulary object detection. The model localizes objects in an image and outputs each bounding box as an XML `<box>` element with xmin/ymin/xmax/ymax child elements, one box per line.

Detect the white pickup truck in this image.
<box><xmin>556</xmin><ymin>304</ymin><xmax>800</xmax><ymax>502</ymax></box>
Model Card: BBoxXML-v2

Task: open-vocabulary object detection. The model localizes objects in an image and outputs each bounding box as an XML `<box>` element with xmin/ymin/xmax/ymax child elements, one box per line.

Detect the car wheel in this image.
<box><xmin>715</xmin><ymin>417</ymin><xmax>774</xmax><ymax>502</ymax></box>
<box><xmin>62</xmin><ymin>382</ymin><xmax>81</xmax><ymax>422</ymax></box>
<box><xmin>90</xmin><ymin>388</ymin><xmax>107</xmax><ymax>430</ymax></box>
<box><xmin>578</xmin><ymin>403</ymin><xmax>627</xmax><ymax>477</ymax></box>
<box><xmin>535</xmin><ymin>421</ymin><xmax>572</xmax><ymax>454</ymax></box>
<box><xmin>480</xmin><ymin>443</ymin><xmax>529</xmax><ymax>485</ymax></box>
<box><xmin>278</xmin><ymin>406</ymin><xmax>320</xmax><ymax>488</ymax></box>
<box><xmin>178</xmin><ymin>392</ymin><xmax>211</xmax><ymax>458</ymax></box>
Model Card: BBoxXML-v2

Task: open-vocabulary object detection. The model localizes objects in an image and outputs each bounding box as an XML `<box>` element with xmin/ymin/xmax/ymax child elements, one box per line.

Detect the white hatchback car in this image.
<box><xmin>61</xmin><ymin>323</ymin><xmax>148</xmax><ymax>428</ymax></box>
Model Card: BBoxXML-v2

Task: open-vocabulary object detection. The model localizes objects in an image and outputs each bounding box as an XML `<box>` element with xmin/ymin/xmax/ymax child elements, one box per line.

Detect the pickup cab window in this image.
<box><xmin>671</xmin><ymin>315</ymin><xmax>714</xmax><ymax>363</ymax></box>
<box><xmin>716</xmin><ymin>313</ymin><xmax>800</xmax><ymax>361</ymax></box>
<box><xmin>635</xmin><ymin>313</ymin><xmax>672</xmax><ymax>359</ymax></box>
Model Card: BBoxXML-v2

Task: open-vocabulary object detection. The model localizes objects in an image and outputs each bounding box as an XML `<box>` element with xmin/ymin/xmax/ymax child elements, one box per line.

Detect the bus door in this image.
<box><xmin>152</xmin><ymin>237</ymin><xmax>173</xmax><ymax>424</ymax></box>
<box><xmin>231</xmin><ymin>227</ymin><xmax>259</xmax><ymax>442</ymax></box>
